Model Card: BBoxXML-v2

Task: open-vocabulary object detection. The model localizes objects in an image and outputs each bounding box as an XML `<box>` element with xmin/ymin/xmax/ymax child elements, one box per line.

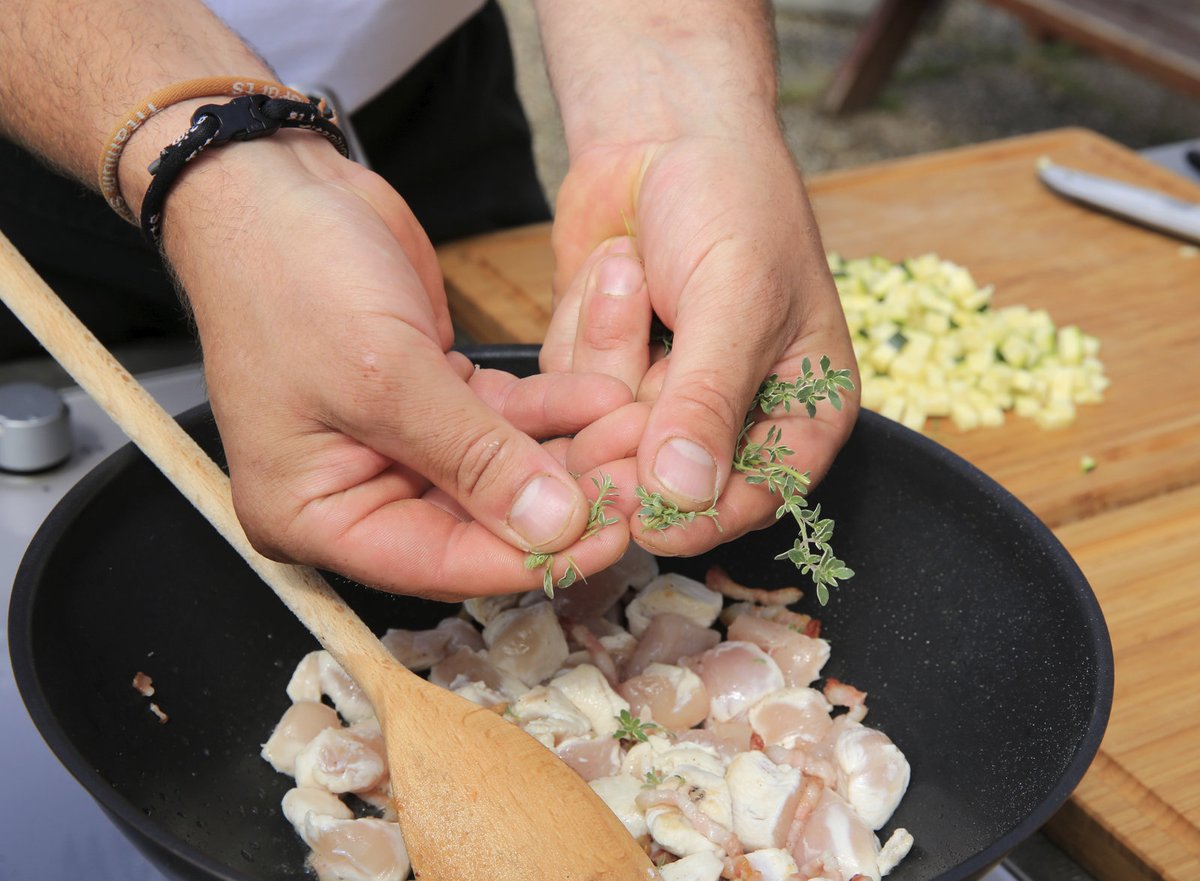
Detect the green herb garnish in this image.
<box><xmin>636</xmin><ymin>355</ymin><xmax>856</xmax><ymax>605</ymax></box>
<box><xmin>525</xmin><ymin>472</ymin><xmax>618</xmax><ymax>598</ymax></box>
<box><xmin>613</xmin><ymin>709</ymin><xmax>660</xmax><ymax>745</ymax></box>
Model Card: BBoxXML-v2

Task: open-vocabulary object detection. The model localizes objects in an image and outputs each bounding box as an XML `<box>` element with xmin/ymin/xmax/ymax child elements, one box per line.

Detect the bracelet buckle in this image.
<box><xmin>193</xmin><ymin>95</ymin><xmax>281</xmax><ymax>146</ymax></box>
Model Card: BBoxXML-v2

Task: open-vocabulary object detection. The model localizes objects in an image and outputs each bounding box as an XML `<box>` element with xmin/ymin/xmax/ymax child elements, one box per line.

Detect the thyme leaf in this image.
<box><xmin>635</xmin><ymin>356</ymin><xmax>856</xmax><ymax>605</ymax></box>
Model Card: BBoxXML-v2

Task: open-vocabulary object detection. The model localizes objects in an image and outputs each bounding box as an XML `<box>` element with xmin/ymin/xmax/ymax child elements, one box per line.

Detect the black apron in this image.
<box><xmin>0</xmin><ymin>1</ymin><xmax>549</xmax><ymax>360</ymax></box>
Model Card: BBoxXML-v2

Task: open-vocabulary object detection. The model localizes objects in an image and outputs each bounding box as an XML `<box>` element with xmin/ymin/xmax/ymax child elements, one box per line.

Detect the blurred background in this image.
<box><xmin>499</xmin><ymin>0</ymin><xmax>1200</xmax><ymax>204</ymax></box>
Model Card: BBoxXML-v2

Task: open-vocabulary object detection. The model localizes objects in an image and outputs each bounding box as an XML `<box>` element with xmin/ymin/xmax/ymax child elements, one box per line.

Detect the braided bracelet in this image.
<box><xmin>139</xmin><ymin>94</ymin><xmax>350</xmax><ymax>248</ymax></box>
<box><xmin>98</xmin><ymin>76</ymin><xmax>317</xmax><ymax>223</ymax></box>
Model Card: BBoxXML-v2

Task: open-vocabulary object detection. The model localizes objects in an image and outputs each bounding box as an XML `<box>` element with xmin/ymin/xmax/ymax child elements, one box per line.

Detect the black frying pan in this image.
<box><xmin>9</xmin><ymin>345</ymin><xmax>1112</xmax><ymax>881</ymax></box>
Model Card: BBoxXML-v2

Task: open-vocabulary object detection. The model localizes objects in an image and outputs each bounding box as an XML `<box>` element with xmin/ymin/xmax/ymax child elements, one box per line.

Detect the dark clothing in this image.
<box><xmin>0</xmin><ymin>1</ymin><xmax>549</xmax><ymax>360</ymax></box>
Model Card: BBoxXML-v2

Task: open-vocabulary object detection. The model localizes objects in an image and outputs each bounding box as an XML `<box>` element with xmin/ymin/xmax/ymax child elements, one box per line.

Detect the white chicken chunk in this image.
<box><xmin>563</xmin><ymin>619</ymin><xmax>638</xmax><ymax>673</ymax></box>
<box><xmin>658</xmin><ymin>851</ymin><xmax>724</xmax><ymax>881</ymax></box>
<box><xmin>589</xmin><ymin>774</ymin><xmax>649</xmax><ymax>839</ymax></box>
<box><xmin>622</xmin><ymin>738</ymin><xmax>727</xmax><ymax>782</ymax></box>
<box><xmin>834</xmin><ymin>722</ymin><xmax>911</xmax><ymax>830</ymax></box>
<box><xmin>293</xmin><ymin>722</ymin><xmax>388</xmax><ymax>795</ymax></box>
<box><xmin>689</xmin><ymin>641</ymin><xmax>785</xmax><ymax>722</ymax></box>
<box><xmin>429</xmin><ymin>647</ymin><xmax>528</xmax><ymax>701</ymax></box>
<box><xmin>619</xmin><ymin>662</ymin><xmax>709</xmax><ymax>731</ymax></box>
<box><xmin>483</xmin><ymin>602</ymin><xmax>569</xmax><ymax>687</ymax></box>
<box><xmin>303</xmin><ymin>814</ymin><xmax>410</xmax><ymax>881</ymax></box>
<box><xmin>623</xmin><ymin>613</ymin><xmax>721</xmax><ymax>679</ymax></box>
<box><xmin>281</xmin><ymin>786</ymin><xmax>353</xmax><ymax>833</ymax></box>
<box><xmin>554</xmin><ymin>735</ymin><xmax>623</xmax><ymax>781</ymax></box>
<box><xmin>462</xmin><ymin>593</ymin><xmax>521</xmax><ymax>627</ymax></box>
<box><xmin>639</xmin><ymin>766</ymin><xmax>735</xmax><ymax>858</ymax></box>
<box><xmin>509</xmin><ymin>685</ymin><xmax>592</xmax><ymax>747</ymax></box>
<box><xmin>725</xmin><ymin>750</ymin><xmax>804</xmax><ymax>850</ymax></box>
<box><xmin>878</xmin><ymin>827</ymin><xmax>915</xmax><ymax>875</ymax></box>
<box><xmin>743</xmin><ymin>848</ymin><xmax>803</xmax><ymax>881</ymax></box>
<box><xmin>379</xmin><ymin>617</ymin><xmax>483</xmax><ymax>671</ymax></box>
<box><xmin>553</xmin><ymin>544</ymin><xmax>658</xmax><ymax>621</ymax></box>
<box><xmin>727</xmin><ymin>613</ymin><xmax>831</xmax><ymax>687</ymax></box>
<box><xmin>450</xmin><ymin>680</ymin><xmax>509</xmax><ymax>708</ymax></box>
<box><xmin>286</xmin><ymin>650</ymin><xmax>374</xmax><ymax>724</ymax></box>
<box><xmin>748</xmin><ymin>687</ymin><xmax>834</xmax><ymax>749</ymax></box>
<box><xmin>625</xmin><ymin>574</ymin><xmax>723</xmax><ymax>638</ymax></box>
<box><xmin>262</xmin><ymin>701</ymin><xmax>341</xmax><ymax>775</ymax></box>
<box><xmin>793</xmin><ymin>789</ymin><xmax>883</xmax><ymax>881</ymax></box>
<box><xmin>549</xmin><ymin>664</ymin><xmax>629</xmax><ymax>737</ymax></box>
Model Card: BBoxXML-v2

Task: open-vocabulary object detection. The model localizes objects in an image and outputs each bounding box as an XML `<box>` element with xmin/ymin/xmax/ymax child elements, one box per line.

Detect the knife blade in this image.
<box><xmin>1037</xmin><ymin>160</ymin><xmax>1200</xmax><ymax>245</ymax></box>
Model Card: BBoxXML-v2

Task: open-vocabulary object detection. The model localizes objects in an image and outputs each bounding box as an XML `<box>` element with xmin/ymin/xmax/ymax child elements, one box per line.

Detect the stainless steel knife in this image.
<box><xmin>1037</xmin><ymin>160</ymin><xmax>1200</xmax><ymax>245</ymax></box>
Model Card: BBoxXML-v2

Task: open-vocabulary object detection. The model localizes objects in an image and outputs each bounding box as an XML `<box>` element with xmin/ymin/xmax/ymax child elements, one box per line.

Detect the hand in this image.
<box><xmin>542</xmin><ymin>133</ymin><xmax>860</xmax><ymax>556</ymax></box>
<box><xmin>151</xmin><ymin>133</ymin><xmax>632</xmax><ymax>600</ymax></box>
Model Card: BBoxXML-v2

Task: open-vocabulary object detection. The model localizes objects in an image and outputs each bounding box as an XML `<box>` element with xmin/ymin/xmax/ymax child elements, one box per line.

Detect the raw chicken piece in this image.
<box><xmin>303</xmin><ymin>814</ymin><xmax>410</xmax><ymax>881</ymax></box>
<box><xmin>564</xmin><ymin>618</ymin><xmax>638</xmax><ymax>677</ymax></box>
<box><xmin>550</xmin><ymin>664</ymin><xmax>629</xmax><ymax>737</ymax></box>
<box><xmin>589</xmin><ymin>774</ymin><xmax>649</xmax><ymax>839</ymax></box>
<box><xmin>748</xmin><ymin>687</ymin><xmax>834</xmax><ymax>749</ymax></box>
<box><xmin>451</xmin><ymin>680</ymin><xmax>509</xmax><ymax>709</ymax></box>
<box><xmin>293</xmin><ymin>722</ymin><xmax>387</xmax><ymax>794</ymax></box>
<box><xmin>625</xmin><ymin>574</ymin><xmax>723</xmax><ymax>638</ymax></box>
<box><xmin>286</xmin><ymin>651</ymin><xmax>375</xmax><ymax>724</ymax></box>
<box><xmin>727</xmin><ymin>613</ymin><xmax>830</xmax><ymax>687</ymax></box>
<box><xmin>725</xmin><ymin>750</ymin><xmax>804</xmax><ymax>850</ymax></box>
<box><xmin>659</xmin><ymin>851</ymin><xmax>724</xmax><ymax>881</ymax></box>
<box><xmin>623</xmin><ymin>613</ymin><xmax>721</xmax><ymax>679</ymax></box>
<box><xmin>509</xmin><ymin>685</ymin><xmax>592</xmax><ymax>747</ymax></box>
<box><xmin>705</xmin><ymin>566</ymin><xmax>804</xmax><ymax>607</ymax></box>
<box><xmin>878</xmin><ymin>828</ymin><xmax>914</xmax><ymax>875</ymax></box>
<box><xmin>619</xmin><ymin>662</ymin><xmax>709</xmax><ymax>731</ymax></box>
<box><xmin>428</xmin><ymin>647</ymin><xmax>528</xmax><ymax>700</ymax></box>
<box><xmin>639</xmin><ymin>764</ymin><xmax>736</xmax><ymax>858</ymax></box>
<box><xmin>622</xmin><ymin>738</ymin><xmax>727</xmax><ymax>783</ymax></box>
<box><xmin>262</xmin><ymin>701</ymin><xmax>341</xmax><ymax>775</ymax></box>
<box><xmin>379</xmin><ymin>617</ymin><xmax>482</xmax><ymax>671</ymax></box>
<box><xmin>554</xmin><ymin>544</ymin><xmax>658</xmax><ymax>621</ymax></box>
<box><xmin>281</xmin><ymin>786</ymin><xmax>354</xmax><ymax>832</ymax></box>
<box><xmin>793</xmin><ymin>789</ymin><xmax>883</xmax><ymax>881</ymax></box>
<box><xmin>676</xmin><ymin>726</ymin><xmax>749</xmax><ymax>762</ymax></box>
<box><xmin>688</xmin><ymin>641</ymin><xmax>785</xmax><ymax>722</ymax></box>
<box><xmin>833</xmin><ymin>722</ymin><xmax>911</xmax><ymax>830</ymax></box>
<box><xmin>463</xmin><ymin>593</ymin><xmax>521</xmax><ymax>627</ymax></box>
<box><xmin>554</xmin><ymin>735</ymin><xmax>623</xmax><ymax>781</ymax></box>
<box><xmin>483</xmin><ymin>602</ymin><xmax>569</xmax><ymax>687</ymax></box>
<box><xmin>742</xmin><ymin>847</ymin><xmax>803</xmax><ymax>881</ymax></box>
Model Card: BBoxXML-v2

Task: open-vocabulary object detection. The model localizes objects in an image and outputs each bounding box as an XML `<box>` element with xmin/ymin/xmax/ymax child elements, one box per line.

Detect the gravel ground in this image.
<box><xmin>498</xmin><ymin>0</ymin><xmax>1200</xmax><ymax>204</ymax></box>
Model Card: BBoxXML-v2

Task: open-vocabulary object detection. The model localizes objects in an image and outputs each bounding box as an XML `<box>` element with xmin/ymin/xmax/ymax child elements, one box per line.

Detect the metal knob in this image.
<box><xmin>0</xmin><ymin>382</ymin><xmax>72</xmax><ymax>473</ymax></box>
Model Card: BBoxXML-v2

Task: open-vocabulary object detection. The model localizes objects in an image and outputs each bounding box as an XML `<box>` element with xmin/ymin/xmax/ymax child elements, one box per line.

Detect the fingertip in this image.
<box><xmin>507</xmin><ymin>471</ymin><xmax>589</xmax><ymax>552</ymax></box>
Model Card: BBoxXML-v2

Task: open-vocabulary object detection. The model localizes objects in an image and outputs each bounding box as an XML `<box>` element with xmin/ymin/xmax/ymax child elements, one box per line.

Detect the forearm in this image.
<box><xmin>0</xmin><ymin>0</ymin><xmax>271</xmax><ymax>196</ymax></box>
<box><xmin>531</xmin><ymin>0</ymin><xmax>779</xmax><ymax>153</ymax></box>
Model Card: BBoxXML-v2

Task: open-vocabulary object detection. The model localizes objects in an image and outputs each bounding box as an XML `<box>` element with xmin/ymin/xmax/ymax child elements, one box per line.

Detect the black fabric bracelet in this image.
<box><xmin>139</xmin><ymin>94</ymin><xmax>350</xmax><ymax>247</ymax></box>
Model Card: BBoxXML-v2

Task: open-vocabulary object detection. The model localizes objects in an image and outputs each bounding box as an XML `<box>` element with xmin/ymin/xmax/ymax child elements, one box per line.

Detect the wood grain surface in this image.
<box><xmin>436</xmin><ymin>128</ymin><xmax>1200</xmax><ymax>881</ymax></box>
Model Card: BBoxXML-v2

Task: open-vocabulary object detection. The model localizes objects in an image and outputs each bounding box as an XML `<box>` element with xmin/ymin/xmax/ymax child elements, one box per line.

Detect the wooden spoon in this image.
<box><xmin>0</xmin><ymin>231</ymin><xmax>660</xmax><ymax>881</ymax></box>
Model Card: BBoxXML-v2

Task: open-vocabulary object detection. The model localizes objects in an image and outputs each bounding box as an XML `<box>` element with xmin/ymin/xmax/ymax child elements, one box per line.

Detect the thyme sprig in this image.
<box><xmin>582</xmin><ymin>473</ymin><xmax>620</xmax><ymax>539</ymax></box>
<box><xmin>613</xmin><ymin>709</ymin><xmax>660</xmax><ymax>746</ymax></box>
<box><xmin>526</xmin><ymin>473</ymin><xmax>619</xmax><ymax>598</ymax></box>
<box><xmin>635</xmin><ymin>486</ymin><xmax>722</xmax><ymax>532</ymax></box>
<box><xmin>636</xmin><ymin>355</ymin><xmax>856</xmax><ymax>605</ymax></box>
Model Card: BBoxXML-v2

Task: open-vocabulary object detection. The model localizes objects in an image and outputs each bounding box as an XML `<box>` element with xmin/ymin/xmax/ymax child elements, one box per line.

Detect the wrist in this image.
<box><xmin>538</xmin><ymin>3</ymin><xmax>779</xmax><ymax>156</ymax></box>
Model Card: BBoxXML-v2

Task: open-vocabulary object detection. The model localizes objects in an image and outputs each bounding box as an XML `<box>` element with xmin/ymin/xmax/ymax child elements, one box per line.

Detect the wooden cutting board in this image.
<box><xmin>436</xmin><ymin>127</ymin><xmax>1200</xmax><ymax>881</ymax></box>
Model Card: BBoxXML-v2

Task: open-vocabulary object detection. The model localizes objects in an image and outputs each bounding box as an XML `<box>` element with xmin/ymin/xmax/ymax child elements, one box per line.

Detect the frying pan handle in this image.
<box><xmin>0</xmin><ymin>230</ymin><xmax>397</xmax><ymax>682</ymax></box>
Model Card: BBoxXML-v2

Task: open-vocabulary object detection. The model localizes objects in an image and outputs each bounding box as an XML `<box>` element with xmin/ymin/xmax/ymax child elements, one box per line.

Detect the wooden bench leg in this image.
<box><xmin>820</xmin><ymin>0</ymin><xmax>946</xmax><ymax>116</ymax></box>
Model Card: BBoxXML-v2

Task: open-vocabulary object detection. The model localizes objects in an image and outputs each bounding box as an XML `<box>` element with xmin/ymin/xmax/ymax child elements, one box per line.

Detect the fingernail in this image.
<box><xmin>509</xmin><ymin>474</ymin><xmax>577</xmax><ymax>548</ymax></box>
<box><xmin>653</xmin><ymin>438</ymin><xmax>717</xmax><ymax>505</ymax></box>
<box><xmin>597</xmin><ymin>255</ymin><xmax>642</xmax><ymax>297</ymax></box>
